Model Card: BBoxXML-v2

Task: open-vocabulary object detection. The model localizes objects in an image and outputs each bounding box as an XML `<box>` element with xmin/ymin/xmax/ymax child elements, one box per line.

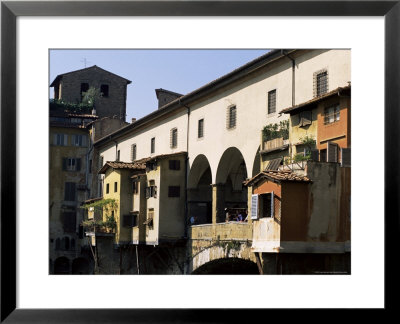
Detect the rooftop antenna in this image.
<box><xmin>81</xmin><ymin>58</ymin><xmax>91</xmax><ymax>68</ymax></box>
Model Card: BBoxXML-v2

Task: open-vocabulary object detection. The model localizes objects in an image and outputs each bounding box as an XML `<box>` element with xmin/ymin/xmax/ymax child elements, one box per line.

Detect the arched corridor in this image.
<box><xmin>188</xmin><ymin>154</ymin><xmax>212</xmax><ymax>225</ymax></box>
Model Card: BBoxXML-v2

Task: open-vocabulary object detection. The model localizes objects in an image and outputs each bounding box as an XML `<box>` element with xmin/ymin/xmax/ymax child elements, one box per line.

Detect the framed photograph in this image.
<box><xmin>1</xmin><ymin>0</ymin><xmax>397</xmax><ymax>322</ymax></box>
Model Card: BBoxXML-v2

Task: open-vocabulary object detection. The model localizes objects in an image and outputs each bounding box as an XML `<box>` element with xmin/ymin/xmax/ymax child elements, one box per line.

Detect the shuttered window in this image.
<box><xmin>62</xmin><ymin>158</ymin><xmax>81</xmax><ymax>172</ymax></box>
<box><xmin>268</xmin><ymin>89</ymin><xmax>276</xmax><ymax>114</ymax></box>
<box><xmin>251</xmin><ymin>194</ymin><xmax>258</xmax><ymax>220</ymax></box>
<box><xmin>54</xmin><ymin>133</ymin><xmax>67</xmax><ymax>146</ymax></box>
<box><xmin>131</xmin><ymin>144</ymin><xmax>137</xmax><ymax>161</ymax></box>
<box><xmin>327</xmin><ymin>142</ymin><xmax>338</xmax><ymax>163</ymax></box>
<box><xmin>64</xmin><ymin>182</ymin><xmax>76</xmax><ymax>201</ymax></box>
<box><xmin>170</xmin><ymin>128</ymin><xmax>178</xmax><ymax>148</ymax></box>
<box><xmin>299</xmin><ymin>110</ymin><xmax>312</xmax><ymax>127</ymax></box>
<box><xmin>132</xmin><ymin>181</ymin><xmax>139</xmax><ymax>194</ymax></box>
<box><xmin>261</xmin><ymin>192</ymin><xmax>274</xmax><ymax>218</ymax></box>
<box><xmin>227</xmin><ymin>105</ymin><xmax>236</xmax><ymax>129</ymax></box>
<box><xmin>145</xmin><ymin>184</ymin><xmax>157</xmax><ymax>199</ymax></box>
<box><xmin>341</xmin><ymin>148</ymin><xmax>351</xmax><ymax>167</ymax></box>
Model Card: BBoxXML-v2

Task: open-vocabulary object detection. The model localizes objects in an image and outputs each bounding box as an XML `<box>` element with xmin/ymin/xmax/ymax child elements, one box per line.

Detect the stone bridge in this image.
<box><xmin>187</xmin><ymin>222</ymin><xmax>260</xmax><ymax>274</ymax></box>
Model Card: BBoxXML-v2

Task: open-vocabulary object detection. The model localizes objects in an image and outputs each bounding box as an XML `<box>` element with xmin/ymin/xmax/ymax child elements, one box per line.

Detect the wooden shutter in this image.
<box><xmin>270</xmin><ymin>192</ymin><xmax>274</xmax><ymax>218</ymax></box>
<box><xmin>311</xmin><ymin>149</ymin><xmax>319</xmax><ymax>162</ymax></box>
<box><xmin>145</xmin><ymin>187</ymin><xmax>150</xmax><ymax>199</ymax></box>
<box><xmin>251</xmin><ymin>194</ymin><xmax>258</xmax><ymax>220</ymax></box>
<box><xmin>327</xmin><ymin>142</ymin><xmax>338</xmax><ymax>162</ymax></box>
<box><xmin>341</xmin><ymin>148</ymin><xmax>351</xmax><ymax>167</ymax></box>
<box><xmin>82</xmin><ymin>135</ymin><xmax>87</xmax><ymax>147</ymax></box>
<box><xmin>76</xmin><ymin>158</ymin><xmax>81</xmax><ymax>171</ymax></box>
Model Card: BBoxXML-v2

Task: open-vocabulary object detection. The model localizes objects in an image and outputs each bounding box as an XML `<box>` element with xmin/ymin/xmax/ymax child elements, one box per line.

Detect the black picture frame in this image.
<box><xmin>1</xmin><ymin>0</ymin><xmax>398</xmax><ymax>322</ymax></box>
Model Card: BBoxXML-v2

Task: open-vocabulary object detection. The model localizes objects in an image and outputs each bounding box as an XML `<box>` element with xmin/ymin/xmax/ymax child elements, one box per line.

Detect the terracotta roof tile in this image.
<box><xmin>280</xmin><ymin>85</ymin><xmax>351</xmax><ymax>114</ymax></box>
<box><xmin>244</xmin><ymin>170</ymin><xmax>311</xmax><ymax>186</ymax></box>
<box><xmin>98</xmin><ymin>158</ymin><xmax>150</xmax><ymax>174</ymax></box>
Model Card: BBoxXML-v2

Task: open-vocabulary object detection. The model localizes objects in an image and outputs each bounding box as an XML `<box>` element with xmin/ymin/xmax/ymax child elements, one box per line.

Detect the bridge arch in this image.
<box><xmin>189</xmin><ymin>242</ymin><xmax>257</xmax><ymax>274</ymax></box>
<box><xmin>188</xmin><ymin>154</ymin><xmax>212</xmax><ymax>225</ymax></box>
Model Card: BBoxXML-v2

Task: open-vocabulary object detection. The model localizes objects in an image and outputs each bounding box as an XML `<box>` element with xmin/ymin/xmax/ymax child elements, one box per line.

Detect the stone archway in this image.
<box><xmin>192</xmin><ymin>257</ymin><xmax>259</xmax><ymax>274</ymax></box>
<box><xmin>54</xmin><ymin>256</ymin><xmax>70</xmax><ymax>274</ymax></box>
<box><xmin>215</xmin><ymin>147</ymin><xmax>248</xmax><ymax>223</ymax></box>
<box><xmin>252</xmin><ymin>146</ymin><xmax>261</xmax><ymax>177</ymax></box>
<box><xmin>188</xmin><ymin>154</ymin><xmax>212</xmax><ymax>225</ymax></box>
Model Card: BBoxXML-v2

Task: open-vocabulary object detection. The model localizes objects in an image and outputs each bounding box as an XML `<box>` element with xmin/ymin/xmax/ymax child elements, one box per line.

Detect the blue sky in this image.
<box><xmin>49</xmin><ymin>49</ymin><xmax>269</xmax><ymax>122</ymax></box>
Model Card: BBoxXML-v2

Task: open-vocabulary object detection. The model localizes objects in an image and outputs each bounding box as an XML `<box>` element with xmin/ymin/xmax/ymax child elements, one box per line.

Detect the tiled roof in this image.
<box><xmin>68</xmin><ymin>113</ymin><xmax>98</xmax><ymax>119</ymax></box>
<box><xmin>98</xmin><ymin>158</ymin><xmax>150</xmax><ymax>174</ymax></box>
<box><xmin>147</xmin><ymin>151</ymin><xmax>187</xmax><ymax>162</ymax></box>
<box><xmin>280</xmin><ymin>85</ymin><xmax>351</xmax><ymax>114</ymax></box>
<box><xmin>82</xmin><ymin>197</ymin><xmax>103</xmax><ymax>205</ymax></box>
<box><xmin>244</xmin><ymin>170</ymin><xmax>311</xmax><ymax>186</ymax></box>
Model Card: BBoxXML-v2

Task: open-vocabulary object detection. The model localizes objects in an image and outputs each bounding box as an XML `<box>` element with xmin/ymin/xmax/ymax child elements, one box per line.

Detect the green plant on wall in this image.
<box><xmin>262</xmin><ymin>120</ymin><xmax>289</xmax><ymax>141</ymax></box>
<box><xmin>82</xmin><ymin>87</ymin><xmax>102</xmax><ymax>108</ymax></box>
<box><xmin>81</xmin><ymin>198</ymin><xmax>118</xmax><ymax>231</ymax></box>
<box><xmin>300</xmin><ymin>135</ymin><xmax>316</xmax><ymax>150</ymax></box>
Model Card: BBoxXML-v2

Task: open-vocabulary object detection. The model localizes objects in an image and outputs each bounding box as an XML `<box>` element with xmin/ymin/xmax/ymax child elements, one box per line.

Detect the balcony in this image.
<box><xmin>261</xmin><ymin>137</ymin><xmax>289</xmax><ymax>154</ymax></box>
<box><xmin>189</xmin><ymin>222</ymin><xmax>252</xmax><ymax>242</ymax></box>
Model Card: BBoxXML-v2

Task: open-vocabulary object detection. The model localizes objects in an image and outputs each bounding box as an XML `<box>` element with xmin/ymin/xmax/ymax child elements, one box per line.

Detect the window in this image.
<box><xmin>314</xmin><ymin>70</ymin><xmax>328</xmax><ymax>97</ymax></box>
<box><xmin>80</xmin><ymin>83</ymin><xmax>89</xmax><ymax>98</ymax></box>
<box><xmin>260</xmin><ymin>192</ymin><xmax>275</xmax><ymax>218</ymax></box>
<box><xmin>299</xmin><ymin>110</ymin><xmax>312</xmax><ymax>127</ymax></box>
<box><xmin>89</xmin><ymin>160</ymin><xmax>92</xmax><ymax>173</ymax></box>
<box><xmin>116</xmin><ymin>150</ymin><xmax>120</xmax><ymax>161</ymax></box>
<box><xmin>145</xmin><ymin>209</ymin><xmax>154</xmax><ymax>233</ymax></box>
<box><xmin>64</xmin><ymin>182</ymin><xmax>76</xmax><ymax>201</ymax></box>
<box><xmin>268</xmin><ymin>89</ymin><xmax>276</xmax><ymax>114</ymax></box>
<box><xmin>62</xmin><ymin>212</ymin><xmax>76</xmax><ymax>232</ymax></box>
<box><xmin>198</xmin><ymin>119</ymin><xmax>204</xmax><ymax>138</ymax></box>
<box><xmin>132</xmin><ymin>181</ymin><xmax>139</xmax><ymax>194</ymax></box>
<box><xmin>114</xmin><ymin>182</ymin><xmax>118</xmax><ymax>193</ymax></box>
<box><xmin>320</xmin><ymin>149</ymin><xmax>327</xmax><ymax>162</ymax></box>
<box><xmin>324</xmin><ymin>104</ymin><xmax>340</xmax><ymax>124</ymax></box>
<box><xmin>72</xmin><ymin>135</ymin><xmax>84</xmax><ymax>146</ymax></box>
<box><xmin>227</xmin><ymin>105</ymin><xmax>237</xmax><ymax>129</ymax></box>
<box><xmin>63</xmin><ymin>158</ymin><xmax>81</xmax><ymax>172</ymax></box>
<box><xmin>106</xmin><ymin>183</ymin><xmax>110</xmax><ymax>194</ymax></box>
<box><xmin>327</xmin><ymin>142</ymin><xmax>338</xmax><ymax>163</ymax></box>
<box><xmin>100</xmin><ymin>84</ymin><xmax>109</xmax><ymax>97</ymax></box>
<box><xmin>123</xmin><ymin>214</ymin><xmax>137</xmax><ymax>227</ymax></box>
<box><xmin>168</xmin><ymin>186</ymin><xmax>180</xmax><ymax>197</ymax></box>
<box><xmin>146</xmin><ymin>161</ymin><xmax>156</xmax><ymax>172</ymax></box>
<box><xmin>145</xmin><ymin>181</ymin><xmax>157</xmax><ymax>199</ymax></box>
<box><xmin>169</xmin><ymin>160</ymin><xmax>180</xmax><ymax>170</ymax></box>
<box><xmin>99</xmin><ymin>156</ymin><xmax>104</xmax><ymax>169</ymax></box>
<box><xmin>131</xmin><ymin>144</ymin><xmax>137</xmax><ymax>161</ymax></box>
<box><xmin>170</xmin><ymin>128</ymin><xmax>178</xmax><ymax>148</ymax></box>
<box><xmin>54</xmin><ymin>133</ymin><xmax>67</xmax><ymax>146</ymax></box>
<box><xmin>151</xmin><ymin>137</ymin><xmax>155</xmax><ymax>154</ymax></box>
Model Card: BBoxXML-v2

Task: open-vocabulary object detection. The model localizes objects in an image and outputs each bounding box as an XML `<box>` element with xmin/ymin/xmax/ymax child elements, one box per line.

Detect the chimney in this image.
<box><xmin>131</xmin><ymin>118</ymin><xmax>136</xmax><ymax>123</ymax></box>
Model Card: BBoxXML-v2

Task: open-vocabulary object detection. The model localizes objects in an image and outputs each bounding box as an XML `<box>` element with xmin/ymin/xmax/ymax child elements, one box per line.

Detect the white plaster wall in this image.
<box><xmin>98</xmin><ymin>49</ymin><xmax>351</xmax><ymax>185</ymax></box>
<box><xmin>295</xmin><ymin>49</ymin><xmax>351</xmax><ymax>105</ymax></box>
<box><xmin>99</xmin><ymin>109</ymin><xmax>188</xmax><ymax>163</ymax></box>
<box><xmin>188</xmin><ymin>59</ymin><xmax>292</xmax><ymax>182</ymax></box>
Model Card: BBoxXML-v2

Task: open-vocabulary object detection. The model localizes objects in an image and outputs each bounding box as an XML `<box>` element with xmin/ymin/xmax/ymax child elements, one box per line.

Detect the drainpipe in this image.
<box><xmin>179</xmin><ymin>98</ymin><xmax>190</xmax><ymax>239</ymax></box>
<box><xmin>281</xmin><ymin>50</ymin><xmax>296</xmax><ymax>106</ymax></box>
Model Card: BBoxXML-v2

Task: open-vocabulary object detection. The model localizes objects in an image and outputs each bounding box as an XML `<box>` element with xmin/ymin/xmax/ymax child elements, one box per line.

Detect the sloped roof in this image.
<box><xmin>98</xmin><ymin>158</ymin><xmax>150</xmax><ymax>174</ymax></box>
<box><xmin>280</xmin><ymin>85</ymin><xmax>351</xmax><ymax>114</ymax></box>
<box><xmin>147</xmin><ymin>151</ymin><xmax>187</xmax><ymax>163</ymax></box>
<box><xmin>244</xmin><ymin>170</ymin><xmax>311</xmax><ymax>186</ymax></box>
<box><xmin>50</xmin><ymin>65</ymin><xmax>132</xmax><ymax>87</ymax></box>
